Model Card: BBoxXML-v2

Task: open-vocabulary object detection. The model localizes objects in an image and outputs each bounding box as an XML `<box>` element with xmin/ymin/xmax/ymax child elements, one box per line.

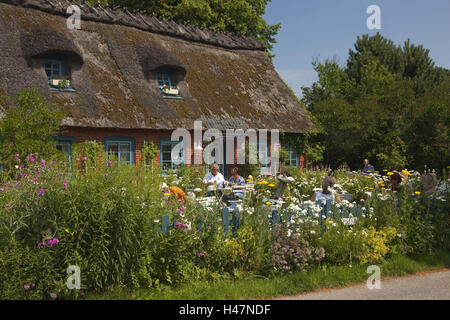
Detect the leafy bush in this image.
<box><xmin>270</xmin><ymin>224</ymin><xmax>324</xmax><ymax>273</ymax></box>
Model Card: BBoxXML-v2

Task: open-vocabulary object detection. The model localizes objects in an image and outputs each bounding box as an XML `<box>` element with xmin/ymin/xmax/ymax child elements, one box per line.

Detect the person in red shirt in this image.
<box><xmin>162</xmin><ymin>183</ymin><xmax>185</xmax><ymax>201</ymax></box>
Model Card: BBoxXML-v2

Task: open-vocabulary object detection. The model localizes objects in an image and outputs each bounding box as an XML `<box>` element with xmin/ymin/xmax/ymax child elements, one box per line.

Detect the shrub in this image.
<box><xmin>270</xmin><ymin>224</ymin><xmax>324</xmax><ymax>273</ymax></box>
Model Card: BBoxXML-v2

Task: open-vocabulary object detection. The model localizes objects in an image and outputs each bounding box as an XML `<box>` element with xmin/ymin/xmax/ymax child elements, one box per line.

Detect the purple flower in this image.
<box><xmin>37</xmin><ymin>168</ymin><xmax>41</xmax><ymax>175</ymax></box>
<box><xmin>14</xmin><ymin>154</ymin><xmax>20</xmax><ymax>159</ymax></box>
<box><xmin>49</xmin><ymin>161</ymin><xmax>54</xmax><ymax>166</ymax></box>
<box><xmin>24</xmin><ymin>284</ymin><xmax>30</xmax><ymax>291</ymax></box>
<box><xmin>29</xmin><ymin>156</ymin><xmax>35</xmax><ymax>163</ymax></box>
<box><xmin>5</xmin><ymin>203</ymin><xmax>11</xmax><ymax>208</ymax></box>
<box><xmin>48</xmin><ymin>238</ymin><xmax>59</xmax><ymax>246</ymax></box>
<box><xmin>76</xmin><ymin>158</ymin><xmax>80</xmax><ymax>161</ymax></box>
<box><xmin>49</xmin><ymin>293</ymin><xmax>57</xmax><ymax>299</ymax></box>
<box><xmin>82</xmin><ymin>156</ymin><xmax>87</xmax><ymax>161</ymax></box>
<box><xmin>40</xmin><ymin>159</ymin><xmax>46</xmax><ymax>166</ymax></box>
<box><xmin>34</xmin><ymin>198</ymin><xmax>39</xmax><ymax>201</ymax></box>
<box><xmin>62</xmin><ymin>181</ymin><xmax>68</xmax><ymax>189</ymax></box>
<box><xmin>105</xmin><ymin>173</ymin><xmax>110</xmax><ymax>177</ymax></box>
<box><xmin>33</xmin><ymin>177</ymin><xmax>39</xmax><ymax>184</ymax></box>
<box><xmin>197</xmin><ymin>252</ymin><xmax>205</xmax><ymax>257</ymax></box>
<box><xmin>175</xmin><ymin>222</ymin><xmax>181</xmax><ymax>228</ymax></box>
<box><xmin>107</xmin><ymin>161</ymin><xmax>112</xmax><ymax>167</ymax></box>
<box><xmin>37</xmin><ymin>189</ymin><xmax>45</xmax><ymax>196</ymax></box>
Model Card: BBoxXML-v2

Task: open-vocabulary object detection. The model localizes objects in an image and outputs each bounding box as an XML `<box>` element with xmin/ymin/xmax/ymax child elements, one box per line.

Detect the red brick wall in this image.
<box><xmin>58</xmin><ymin>127</ymin><xmax>276</xmax><ymax>174</ymax></box>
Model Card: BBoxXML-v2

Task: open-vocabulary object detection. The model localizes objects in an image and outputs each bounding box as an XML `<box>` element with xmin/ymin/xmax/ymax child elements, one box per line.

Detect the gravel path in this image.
<box><xmin>277</xmin><ymin>269</ymin><xmax>450</xmax><ymax>300</ymax></box>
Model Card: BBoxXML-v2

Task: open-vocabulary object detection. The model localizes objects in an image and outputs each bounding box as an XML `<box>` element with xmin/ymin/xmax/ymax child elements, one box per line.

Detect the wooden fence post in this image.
<box><xmin>162</xmin><ymin>215</ymin><xmax>170</xmax><ymax>235</ymax></box>
<box><xmin>222</xmin><ymin>207</ymin><xmax>230</xmax><ymax>236</ymax></box>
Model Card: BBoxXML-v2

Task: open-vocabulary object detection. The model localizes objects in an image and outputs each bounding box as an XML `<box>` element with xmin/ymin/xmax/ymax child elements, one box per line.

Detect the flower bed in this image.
<box><xmin>0</xmin><ymin>156</ymin><xmax>448</xmax><ymax>299</ymax></box>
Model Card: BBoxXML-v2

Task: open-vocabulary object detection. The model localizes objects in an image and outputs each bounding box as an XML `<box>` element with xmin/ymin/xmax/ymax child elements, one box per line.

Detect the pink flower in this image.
<box><xmin>107</xmin><ymin>161</ymin><xmax>112</xmax><ymax>167</ymax></box>
<box><xmin>49</xmin><ymin>293</ymin><xmax>57</xmax><ymax>299</ymax></box>
<box><xmin>76</xmin><ymin>158</ymin><xmax>80</xmax><ymax>161</ymax></box>
<box><xmin>49</xmin><ymin>161</ymin><xmax>54</xmax><ymax>166</ymax></box>
<box><xmin>62</xmin><ymin>181</ymin><xmax>68</xmax><ymax>189</ymax></box>
<box><xmin>105</xmin><ymin>173</ymin><xmax>110</xmax><ymax>177</ymax></box>
<box><xmin>14</xmin><ymin>154</ymin><xmax>20</xmax><ymax>158</ymax></box>
<box><xmin>40</xmin><ymin>159</ymin><xmax>46</xmax><ymax>166</ymax></box>
<box><xmin>24</xmin><ymin>284</ymin><xmax>30</xmax><ymax>291</ymax></box>
<box><xmin>197</xmin><ymin>252</ymin><xmax>205</xmax><ymax>257</ymax></box>
<box><xmin>29</xmin><ymin>156</ymin><xmax>35</xmax><ymax>163</ymax></box>
<box><xmin>37</xmin><ymin>189</ymin><xmax>45</xmax><ymax>196</ymax></box>
<box><xmin>48</xmin><ymin>238</ymin><xmax>59</xmax><ymax>246</ymax></box>
<box><xmin>82</xmin><ymin>156</ymin><xmax>87</xmax><ymax>161</ymax></box>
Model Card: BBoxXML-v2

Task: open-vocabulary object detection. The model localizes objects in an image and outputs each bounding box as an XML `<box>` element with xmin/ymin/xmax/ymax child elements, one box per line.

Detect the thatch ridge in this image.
<box><xmin>0</xmin><ymin>0</ymin><xmax>266</xmax><ymax>50</ymax></box>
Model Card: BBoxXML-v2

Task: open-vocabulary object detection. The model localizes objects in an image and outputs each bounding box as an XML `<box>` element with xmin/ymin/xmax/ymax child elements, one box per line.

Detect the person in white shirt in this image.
<box><xmin>203</xmin><ymin>163</ymin><xmax>225</xmax><ymax>196</ymax></box>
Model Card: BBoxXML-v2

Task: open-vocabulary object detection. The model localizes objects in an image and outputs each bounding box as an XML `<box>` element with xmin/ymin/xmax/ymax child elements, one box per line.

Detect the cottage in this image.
<box><xmin>0</xmin><ymin>0</ymin><xmax>313</xmax><ymax>176</ymax></box>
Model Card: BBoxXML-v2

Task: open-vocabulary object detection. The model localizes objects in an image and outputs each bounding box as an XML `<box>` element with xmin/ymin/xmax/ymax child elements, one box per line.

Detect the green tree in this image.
<box><xmin>0</xmin><ymin>87</ymin><xmax>64</xmax><ymax>170</ymax></box>
<box><xmin>88</xmin><ymin>0</ymin><xmax>280</xmax><ymax>54</ymax></box>
<box><xmin>302</xmin><ymin>34</ymin><xmax>450</xmax><ymax>171</ymax></box>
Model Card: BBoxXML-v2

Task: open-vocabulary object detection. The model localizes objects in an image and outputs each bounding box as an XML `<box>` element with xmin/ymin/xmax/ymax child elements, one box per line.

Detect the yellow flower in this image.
<box><xmin>164</xmin><ymin>193</ymin><xmax>171</xmax><ymax>197</ymax></box>
<box><xmin>265</xmin><ymin>201</ymin><xmax>272</xmax><ymax>205</ymax></box>
<box><xmin>366</xmin><ymin>175</ymin><xmax>372</xmax><ymax>179</ymax></box>
<box><xmin>375</xmin><ymin>171</ymin><xmax>379</xmax><ymax>174</ymax></box>
<box><xmin>387</xmin><ymin>172</ymin><xmax>394</xmax><ymax>176</ymax></box>
<box><xmin>383</xmin><ymin>169</ymin><xmax>388</xmax><ymax>172</ymax></box>
<box><xmin>268</xmin><ymin>184</ymin><xmax>275</xmax><ymax>187</ymax></box>
<box><xmin>415</xmin><ymin>191</ymin><xmax>421</xmax><ymax>196</ymax></box>
<box><xmin>367</xmin><ymin>170</ymin><xmax>372</xmax><ymax>173</ymax></box>
<box><xmin>402</xmin><ymin>170</ymin><xmax>410</xmax><ymax>176</ymax></box>
<box><xmin>261</xmin><ymin>181</ymin><xmax>269</xmax><ymax>185</ymax></box>
<box><xmin>365</xmin><ymin>187</ymin><xmax>369</xmax><ymax>189</ymax></box>
<box><xmin>381</xmin><ymin>188</ymin><xmax>386</xmax><ymax>192</ymax></box>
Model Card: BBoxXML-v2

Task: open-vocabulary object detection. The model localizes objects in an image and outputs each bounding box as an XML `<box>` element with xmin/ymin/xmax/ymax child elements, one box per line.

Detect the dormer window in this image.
<box><xmin>156</xmin><ymin>67</ymin><xmax>182</xmax><ymax>99</ymax></box>
<box><xmin>44</xmin><ymin>55</ymin><xmax>75</xmax><ymax>92</ymax></box>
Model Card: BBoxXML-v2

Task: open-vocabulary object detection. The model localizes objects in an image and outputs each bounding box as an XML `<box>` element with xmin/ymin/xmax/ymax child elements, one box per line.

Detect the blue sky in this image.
<box><xmin>264</xmin><ymin>0</ymin><xmax>450</xmax><ymax>97</ymax></box>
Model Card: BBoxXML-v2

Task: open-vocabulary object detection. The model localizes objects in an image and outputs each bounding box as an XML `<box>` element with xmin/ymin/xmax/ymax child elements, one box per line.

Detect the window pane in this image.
<box><xmin>118</xmin><ymin>142</ymin><xmax>130</xmax><ymax>163</ymax></box>
<box><xmin>107</xmin><ymin>143</ymin><xmax>119</xmax><ymax>157</ymax></box>
<box><xmin>162</xmin><ymin>151</ymin><xmax>172</xmax><ymax>162</ymax></box>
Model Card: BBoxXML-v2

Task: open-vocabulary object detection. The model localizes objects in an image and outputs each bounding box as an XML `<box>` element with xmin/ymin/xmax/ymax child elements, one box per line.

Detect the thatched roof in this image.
<box><xmin>0</xmin><ymin>0</ymin><xmax>314</xmax><ymax>132</ymax></box>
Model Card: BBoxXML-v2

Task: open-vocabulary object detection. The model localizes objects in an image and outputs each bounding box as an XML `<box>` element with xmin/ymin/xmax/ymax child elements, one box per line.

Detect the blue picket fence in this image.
<box><xmin>159</xmin><ymin>199</ymin><xmax>370</xmax><ymax>236</ymax></box>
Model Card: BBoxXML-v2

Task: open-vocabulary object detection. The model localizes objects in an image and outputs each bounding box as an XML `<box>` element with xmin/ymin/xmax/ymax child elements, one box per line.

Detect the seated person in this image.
<box><xmin>203</xmin><ymin>163</ymin><xmax>225</xmax><ymax>196</ymax></box>
<box><xmin>311</xmin><ymin>176</ymin><xmax>342</xmax><ymax>203</ymax></box>
<box><xmin>162</xmin><ymin>183</ymin><xmax>185</xmax><ymax>201</ymax></box>
<box><xmin>224</xmin><ymin>167</ymin><xmax>246</xmax><ymax>204</ymax></box>
<box><xmin>228</xmin><ymin>167</ymin><xmax>246</xmax><ymax>186</ymax></box>
<box><xmin>362</xmin><ymin>159</ymin><xmax>375</xmax><ymax>175</ymax></box>
<box><xmin>390</xmin><ymin>172</ymin><xmax>403</xmax><ymax>193</ymax></box>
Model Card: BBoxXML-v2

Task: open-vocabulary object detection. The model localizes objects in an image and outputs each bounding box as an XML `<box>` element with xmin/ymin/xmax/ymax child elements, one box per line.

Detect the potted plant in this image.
<box><xmin>50</xmin><ymin>75</ymin><xmax>71</xmax><ymax>89</ymax></box>
<box><xmin>161</xmin><ymin>85</ymin><xmax>179</xmax><ymax>95</ymax></box>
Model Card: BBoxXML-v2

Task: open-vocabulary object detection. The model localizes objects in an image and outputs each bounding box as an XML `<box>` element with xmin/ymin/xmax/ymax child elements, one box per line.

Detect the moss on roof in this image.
<box><xmin>0</xmin><ymin>0</ymin><xmax>314</xmax><ymax>133</ymax></box>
